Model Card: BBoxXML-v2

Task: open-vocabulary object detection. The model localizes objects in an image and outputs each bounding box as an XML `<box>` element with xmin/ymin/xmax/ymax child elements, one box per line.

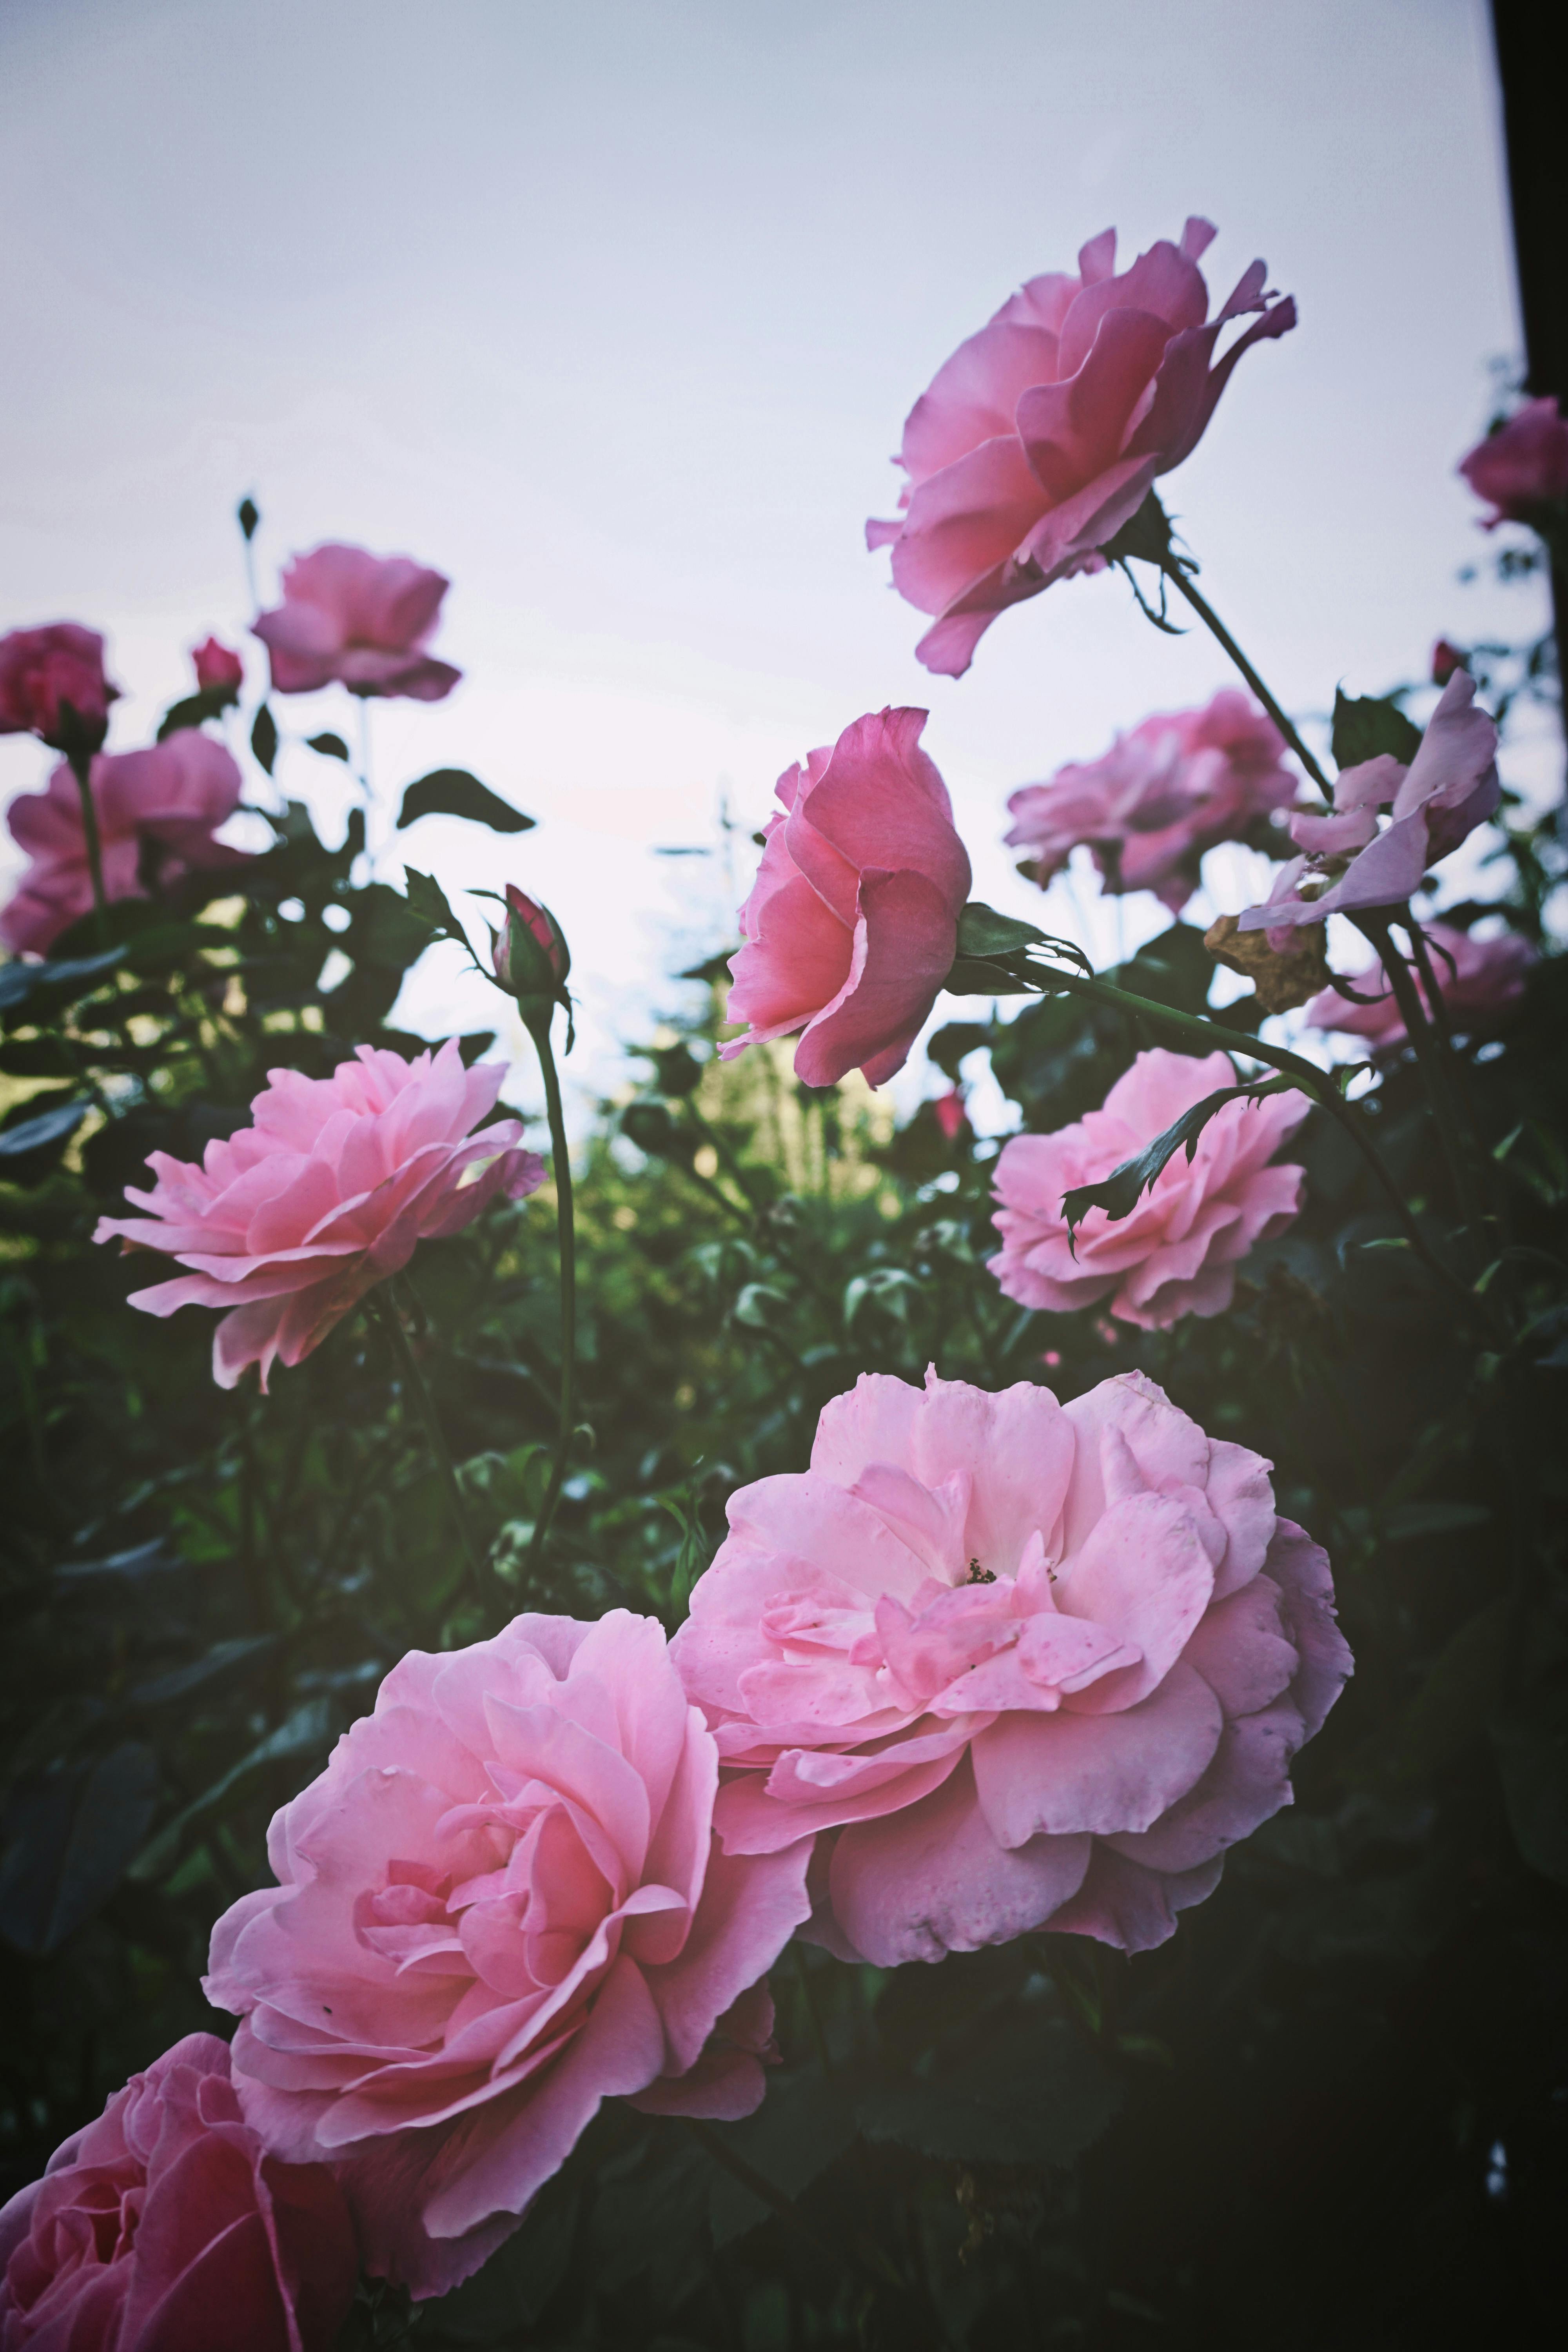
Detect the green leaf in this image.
<box><xmin>857</xmin><ymin>2015</ymin><xmax>1122</xmax><ymax>2167</ymax></box>
<box><xmin>955</xmin><ymin>901</ymin><xmax>1048</xmax><ymax>960</ymax></box>
<box><xmin>250</xmin><ymin>702</ymin><xmax>279</xmax><ymax>775</ymax></box>
<box><xmin>401</xmin><ymin>867</ymin><xmax>467</xmax><ymax>945</ymax></box>
<box><xmin>944</xmin><ymin>956</ymin><xmax>1040</xmax><ymax>996</ymax></box>
<box><xmin>128</xmin><ymin>1634</ymin><xmax>281</xmax><ymax>1710</ymax></box>
<box><xmin>0</xmin><ymin>947</ymin><xmax>124</xmax><ymax>1024</ymax></box>
<box><xmin>0</xmin><ymin>1096</ymin><xmax>91</xmax><ymax>1165</ymax></box>
<box><xmin>396</xmin><ymin>769</ymin><xmax>535</xmax><ymax>834</ymax></box>
<box><xmin>707</xmin><ymin>2072</ymin><xmax>859</xmax><ymax>2247</ymax></box>
<box><xmin>307</xmin><ymin>731</ymin><xmax>350</xmax><ymax>760</ymax></box>
<box><xmin>1062</xmin><ymin>1077</ymin><xmax>1294</xmax><ymax>1237</ymax></box>
<box><xmin>129</xmin><ymin>1699</ymin><xmax>334</xmax><ymax>1881</ymax></box>
<box><xmin>1330</xmin><ymin>688</ymin><xmax>1421</xmax><ymax>770</ymax></box>
<box><xmin>156</xmin><ymin>684</ymin><xmax>237</xmax><ymax>740</ymax></box>
<box><xmin>1381</xmin><ymin>1501</ymin><xmax>1491</xmax><ymax>1543</ymax></box>
<box><xmin>0</xmin><ymin>1742</ymin><xmax>160</xmax><ymax>1955</ymax></box>
<box><xmin>926</xmin><ymin>1021</ymin><xmax>992</xmax><ymax>1080</ymax></box>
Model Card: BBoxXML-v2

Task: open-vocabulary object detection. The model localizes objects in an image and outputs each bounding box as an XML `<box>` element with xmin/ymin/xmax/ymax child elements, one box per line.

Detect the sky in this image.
<box><xmin>0</xmin><ymin>0</ymin><xmax>1544</xmax><ymax>1125</ymax></box>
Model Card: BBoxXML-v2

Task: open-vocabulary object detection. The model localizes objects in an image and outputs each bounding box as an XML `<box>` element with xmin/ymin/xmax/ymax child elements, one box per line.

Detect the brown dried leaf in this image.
<box><xmin>1204</xmin><ymin>915</ymin><xmax>1331</xmax><ymax>1015</ymax></box>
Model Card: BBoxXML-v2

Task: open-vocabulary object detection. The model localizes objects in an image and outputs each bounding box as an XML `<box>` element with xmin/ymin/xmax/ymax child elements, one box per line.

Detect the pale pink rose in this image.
<box><xmin>0</xmin><ymin>2033</ymin><xmax>357</xmax><ymax>2352</ymax></box>
<box><xmin>1306</xmin><ymin>921</ymin><xmax>1535</xmax><ymax>1050</ymax></box>
<box><xmin>672</xmin><ymin>1367</ymin><xmax>1350</xmax><ymax>1966</ymax></box>
<box><xmin>252</xmin><ymin>545</ymin><xmax>461</xmax><ymax>701</ymax></box>
<box><xmin>93</xmin><ymin>1041</ymin><xmax>546</xmax><ymax>1389</ymax></box>
<box><xmin>0</xmin><ymin>624</ymin><xmax>117</xmax><ymax>750</ymax></box>
<box><xmin>0</xmin><ymin>734</ymin><xmax>249</xmax><ymax>955</ymax></box>
<box><xmin>988</xmin><ymin>1050</ymin><xmax>1307</xmax><ymax>1329</ymax></box>
<box><xmin>1458</xmin><ymin>396</ymin><xmax>1568</xmax><ymax>523</ymax></box>
<box><xmin>866</xmin><ymin>220</ymin><xmax>1295</xmax><ymax>676</ymax></box>
<box><xmin>722</xmin><ymin>708</ymin><xmax>971</xmax><ymax>1087</ymax></box>
<box><xmin>1005</xmin><ymin>691</ymin><xmax>1297</xmax><ymax>914</ymax></box>
<box><xmin>1238</xmin><ymin>671</ymin><xmax>1500</xmax><ymax>939</ymax></box>
<box><xmin>205</xmin><ymin>1612</ymin><xmax>813</xmax><ymax>2299</ymax></box>
<box><xmin>192</xmin><ymin>636</ymin><xmax>244</xmax><ymax>693</ymax></box>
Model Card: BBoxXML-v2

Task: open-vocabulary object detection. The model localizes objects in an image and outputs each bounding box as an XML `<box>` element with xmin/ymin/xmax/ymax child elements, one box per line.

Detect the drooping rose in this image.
<box><xmin>0</xmin><ymin>734</ymin><xmax>249</xmax><ymax>955</ymax></box>
<box><xmin>0</xmin><ymin>624</ymin><xmax>118</xmax><ymax>751</ymax></box>
<box><xmin>866</xmin><ymin>220</ymin><xmax>1296</xmax><ymax>676</ymax></box>
<box><xmin>989</xmin><ymin>1050</ymin><xmax>1307</xmax><ymax>1329</ymax></box>
<box><xmin>93</xmin><ymin>1041</ymin><xmax>546</xmax><ymax>1389</ymax></box>
<box><xmin>1458</xmin><ymin>396</ymin><xmax>1568</xmax><ymax>524</ymax></box>
<box><xmin>671</xmin><ymin>1367</ymin><xmax>1350</xmax><ymax>1965</ymax></box>
<box><xmin>252</xmin><ymin>545</ymin><xmax>461</xmax><ymax>701</ymax></box>
<box><xmin>722</xmin><ymin>708</ymin><xmax>972</xmax><ymax>1088</ymax></box>
<box><xmin>1005</xmin><ymin>691</ymin><xmax>1297</xmax><ymax>914</ymax></box>
<box><xmin>205</xmin><ymin>1611</ymin><xmax>812</xmax><ymax>2298</ymax></box>
<box><xmin>0</xmin><ymin>2033</ymin><xmax>357</xmax><ymax>2352</ymax></box>
<box><xmin>192</xmin><ymin>636</ymin><xmax>245</xmax><ymax>693</ymax></box>
<box><xmin>1238</xmin><ymin>670</ymin><xmax>1499</xmax><ymax>940</ymax></box>
<box><xmin>1306</xmin><ymin>921</ymin><xmax>1535</xmax><ymax>1050</ymax></box>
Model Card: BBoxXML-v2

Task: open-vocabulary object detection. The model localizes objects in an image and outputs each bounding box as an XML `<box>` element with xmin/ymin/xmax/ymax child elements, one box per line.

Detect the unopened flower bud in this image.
<box><xmin>492</xmin><ymin>884</ymin><xmax>571</xmax><ymax>999</ymax></box>
<box><xmin>1430</xmin><ymin>638</ymin><xmax>1468</xmax><ymax>686</ymax></box>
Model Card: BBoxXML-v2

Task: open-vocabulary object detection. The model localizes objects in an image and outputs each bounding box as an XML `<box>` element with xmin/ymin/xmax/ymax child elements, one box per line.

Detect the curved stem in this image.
<box><xmin>368</xmin><ymin>1287</ymin><xmax>490</xmax><ymax>1612</ymax></box>
<box><xmin>525</xmin><ymin>1008</ymin><xmax>577</xmax><ymax>1575</ymax></box>
<box><xmin>1161</xmin><ymin>566</ymin><xmax>1334</xmax><ymax>802</ymax></box>
<box><xmin>67</xmin><ymin>746</ymin><xmax>109</xmax><ymax>944</ymax></box>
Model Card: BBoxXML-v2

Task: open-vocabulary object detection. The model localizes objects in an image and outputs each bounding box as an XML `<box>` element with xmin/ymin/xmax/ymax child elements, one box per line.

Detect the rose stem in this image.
<box><xmin>66</xmin><ymin>744</ymin><xmax>109</xmax><ymax>944</ymax></box>
<box><xmin>1352</xmin><ymin>913</ymin><xmax>1492</xmax><ymax>1252</ymax></box>
<box><xmin>368</xmin><ymin>1286</ymin><xmax>492</xmax><ymax>1614</ymax></box>
<box><xmin>524</xmin><ymin>1000</ymin><xmax>578</xmax><ymax>1577</ymax></box>
<box><xmin>1160</xmin><ymin>563</ymin><xmax>1334</xmax><ymax>802</ymax></box>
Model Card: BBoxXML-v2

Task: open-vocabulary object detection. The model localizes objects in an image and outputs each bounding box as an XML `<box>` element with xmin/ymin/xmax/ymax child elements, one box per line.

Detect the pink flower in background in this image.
<box><xmin>722</xmin><ymin>708</ymin><xmax>972</xmax><ymax>1088</ymax></box>
<box><xmin>206</xmin><ymin>1612</ymin><xmax>812</xmax><ymax>2299</ymax></box>
<box><xmin>989</xmin><ymin>1050</ymin><xmax>1307</xmax><ymax>1329</ymax></box>
<box><xmin>866</xmin><ymin>220</ymin><xmax>1296</xmax><ymax>676</ymax></box>
<box><xmin>192</xmin><ymin>635</ymin><xmax>245</xmax><ymax>693</ymax></box>
<box><xmin>1430</xmin><ymin>639</ymin><xmax>1468</xmax><ymax>686</ymax></box>
<box><xmin>672</xmin><ymin>1367</ymin><xmax>1349</xmax><ymax>1965</ymax></box>
<box><xmin>1238</xmin><ymin>670</ymin><xmax>1499</xmax><ymax>940</ymax></box>
<box><xmin>0</xmin><ymin>624</ymin><xmax>118</xmax><ymax>750</ymax></box>
<box><xmin>1005</xmin><ymin>691</ymin><xmax>1297</xmax><ymax>914</ymax></box>
<box><xmin>252</xmin><ymin>545</ymin><xmax>461</xmax><ymax>701</ymax></box>
<box><xmin>94</xmin><ymin>1041</ymin><xmax>546</xmax><ymax>1388</ymax></box>
<box><xmin>1458</xmin><ymin>396</ymin><xmax>1568</xmax><ymax>523</ymax></box>
<box><xmin>1306</xmin><ymin>921</ymin><xmax>1535</xmax><ymax>1050</ymax></box>
<box><xmin>0</xmin><ymin>734</ymin><xmax>249</xmax><ymax>955</ymax></box>
<box><xmin>933</xmin><ymin>1088</ymin><xmax>969</xmax><ymax>1143</ymax></box>
<box><xmin>0</xmin><ymin>2033</ymin><xmax>357</xmax><ymax>2352</ymax></box>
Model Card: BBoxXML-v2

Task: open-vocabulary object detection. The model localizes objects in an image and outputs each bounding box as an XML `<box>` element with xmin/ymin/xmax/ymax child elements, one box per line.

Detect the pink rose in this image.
<box><xmin>205</xmin><ymin>1611</ymin><xmax>813</xmax><ymax>2298</ymax></box>
<box><xmin>1306</xmin><ymin>920</ymin><xmax>1535</xmax><ymax>1049</ymax></box>
<box><xmin>1</xmin><ymin>734</ymin><xmax>249</xmax><ymax>955</ymax></box>
<box><xmin>192</xmin><ymin>636</ymin><xmax>245</xmax><ymax>693</ymax></box>
<box><xmin>722</xmin><ymin>708</ymin><xmax>972</xmax><ymax>1087</ymax></box>
<box><xmin>866</xmin><ymin>220</ymin><xmax>1296</xmax><ymax>676</ymax></box>
<box><xmin>671</xmin><ymin>1367</ymin><xmax>1350</xmax><ymax>1965</ymax></box>
<box><xmin>0</xmin><ymin>624</ymin><xmax>118</xmax><ymax>751</ymax></box>
<box><xmin>93</xmin><ymin>1040</ymin><xmax>546</xmax><ymax>1389</ymax></box>
<box><xmin>1005</xmin><ymin>691</ymin><xmax>1297</xmax><ymax>914</ymax></box>
<box><xmin>1458</xmin><ymin>396</ymin><xmax>1568</xmax><ymax>524</ymax></box>
<box><xmin>1238</xmin><ymin>670</ymin><xmax>1500</xmax><ymax>939</ymax></box>
<box><xmin>0</xmin><ymin>2033</ymin><xmax>357</xmax><ymax>2352</ymax></box>
<box><xmin>987</xmin><ymin>1050</ymin><xmax>1307</xmax><ymax>1329</ymax></box>
<box><xmin>252</xmin><ymin>545</ymin><xmax>461</xmax><ymax>701</ymax></box>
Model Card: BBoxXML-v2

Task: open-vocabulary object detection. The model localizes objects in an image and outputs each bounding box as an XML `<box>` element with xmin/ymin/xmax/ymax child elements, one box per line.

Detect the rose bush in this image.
<box><xmin>205</xmin><ymin>1611</ymin><xmax>813</xmax><ymax>2296</ymax></box>
<box><xmin>1306</xmin><ymin>920</ymin><xmax>1535</xmax><ymax>1049</ymax></box>
<box><xmin>252</xmin><ymin>544</ymin><xmax>461</xmax><ymax>701</ymax></box>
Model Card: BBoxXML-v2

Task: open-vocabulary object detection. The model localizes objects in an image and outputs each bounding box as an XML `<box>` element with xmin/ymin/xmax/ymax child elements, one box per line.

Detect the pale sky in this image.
<box><xmin>0</xmin><ymin>0</ymin><xmax>1542</xmax><ymax>1123</ymax></box>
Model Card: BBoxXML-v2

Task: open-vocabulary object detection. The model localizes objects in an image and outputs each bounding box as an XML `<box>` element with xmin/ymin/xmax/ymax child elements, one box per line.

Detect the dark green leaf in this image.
<box><xmin>0</xmin><ymin>1096</ymin><xmax>91</xmax><ymax>1164</ymax></box>
<box><xmin>621</xmin><ymin>1101</ymin><xmax>681</xmax><ymax>1157</ymax></box>
<box><xmin>0</xmin><ymin>1743</ymin><xmax>160</xmax><ymax>1955</ymax></box>
<box><xmin>955</xmin><ymin>901</ymin><xmax>1048</xmax><ymax>960</ymax></box>
<box><xmin>0</xmin><ymin>1036</ymin><xmax>80</xmax><ymax>1079</ymax></box>
<box><xmin>401</xmin><ymin>868</ymin><xmax>467</xmax><ymax>946</ymax></box>
<box><xmin>1062</xmin><ymin>1078</ymin><xmax>1293</xmax><ymax>1237</ymax></box>
<box><xmin>156</xmin><ymin>685</ymin><xmax>236</xmax><ymax>740</ymax></box>
<box><xmin>944</xmin><ymin>956</ymin><xmax>1039</xmax><ymax>996</ymax></box>
<box><xmin>250</xmin><ymin>702</ymin><xmax>279</xmax><ymax>775</ymax></box>
<box><xmin>307</xmin><ymin>731</ymin><xmax>350</xmax><ymax>760</ymax></box>
<box><xmin>708</xmin><ymin>2072</ymin><xmax>859</xmax><ymax>2247</ymax></box>
<box><xmin>128</xmin><ymin>1635</ymin><xmax>280</xmax><ymax>1710</ymax></box>
<box><xmin>857</xmin><ymin>2016</ymin><xmax>1122</xmax><ymax>2167</ymax></box>
<box><xmin>396</xmin><ymin>770</ymin><xmax>535</xmax><ymax>834</ymax></box>
<box><xmin>926</xmin><ymin>1021</ymin><xmax>992</xmax><ymax>1080</ymax></box>
<box><xmin>0</xmin><ymin>947</ymin><xmax>123</xmax><ymax>1023</ymax></box>
<box><xmin>1330</xmin><ymin>688</ymin><xmax>1421</xmax><ymax>770</ymax></box>
<box><xmin>130</xmin><ymin>1698</ymin><xmax>336</xmax><ymax>1881</ymax></box>
<box><xmin>424</xmin><ymin>2174</ymin><xmax>580</xmax><ymax>2339</ymax></box>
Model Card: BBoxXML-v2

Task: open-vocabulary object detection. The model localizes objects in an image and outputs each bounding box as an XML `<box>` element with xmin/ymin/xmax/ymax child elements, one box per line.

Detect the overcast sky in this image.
<box><xmin>0</xmin><ymin>0</ymin><xmax>1541</xmax><ymax>1119</ymax></box>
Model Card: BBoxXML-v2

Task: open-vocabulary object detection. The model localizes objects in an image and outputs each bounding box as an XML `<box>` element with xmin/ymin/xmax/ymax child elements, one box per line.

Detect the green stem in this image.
<box><xmin>369</xmin><ymin>1288</ymin><xmax>490</xmax><ymax>1612</ymax></box>
<box><xmin>525</xmin><ymin>1007</ymin><xmax>577</xmax><ymax>1575</ymax></box>
<box><xmin>1354</xmin><ymin>915</ymin><xmax>1490</xmax><ymax>1248</ymax></box>
<box><xmin>67</xmin><ymin>746</ymin><xmax>109</xmax><ymax>944</ymax></box>
<box><xmin>1161</xmin><ymin>566</ymin><xmax>1334</xmax><ymax>802</ymax></box>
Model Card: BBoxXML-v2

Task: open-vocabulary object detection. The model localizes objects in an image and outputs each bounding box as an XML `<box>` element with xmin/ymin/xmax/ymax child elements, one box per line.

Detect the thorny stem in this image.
<box><xmin>1161</xmin><ymin>565</ymin><xmax>1335</xmax><ymax>802</ymax></box>
<box><xmin>1355</xmin><ymin>915</ymin><xmax>1492</xmax><ymax>1252</ymax></box>
<box><xmin>368</xmin><ymin>1288</ymin><xmax>491</xmax><ymax>1614</ymax></box>
<box><xmin>525</xmin><ymin>1007</ymin><xmax>578</xmax><ymax>1577</ymax></box>
<box><xmin>66</xmin><ymin>746</ymin><xmax>109</xmax><ymax>944</ymax></box>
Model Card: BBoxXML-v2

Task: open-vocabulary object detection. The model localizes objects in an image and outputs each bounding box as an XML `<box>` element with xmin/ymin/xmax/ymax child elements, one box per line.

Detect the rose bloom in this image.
<box><xmin>0</xmin><ymin>623</ymin><xmax>117</xmax><ymax>750</ymax></box>
<box><xmin>252</xmin><ymin>545</ymin><xmax>461</xmax><ymax>701</ymax></box>
<box><xmin>722</xmin><ymin>708</ymin><xmax>972</xmax><ymax>1087</ymax></box>
<box><xmin>866</xmin><ymin>219</ymin><xmax>1295</xmax><ymax>676</ymax></box>
<box><xmin>0</xmin><ymin>2033</ymin><xmax>357</xmax><ymax>2352</ymax></box>
<box><xmin>989</xmin><ymin>1050</ymin><xmax>1307</xmax><ymax>1329</ymax></box>
<box><xmin>1239</xmin><ymin>671</ymin><xmax>1499</xmax><ymax>940</ymax></box>
<box><xmin>1458</xmin><ymin>396</ymin><xmax>1568</xmax><ymax>524</ymax></box>
<box><xmin>0</xmin><ymin>734</ymin><xmax>249</xmax><ymax>956</ymax></box>
<box><xmin>1306</xmin><ymin>921</ymin><xmax>1535</xmax><ymax>1050</ymax></box>
<box><xmin>192</xmin><ymin>636</ymin><xmax>245</xmax><ymax>692</ymax></box>
<box><xmin>671</xmin><ymin>1368</ymin><xmax>1350</xmax><ymax>1966</ymax></box>
<box><xmin>1005</xmin><ymin>691</ymin><xmax>1297</xmax><ymax>914</ymax></box>
<box><xmin>94</xmin><ymin>1041</ymin><xmax>546</xmax><ymax>1388</ymax></box>
<box><xmin>206</xmin><ymin>1611</ymin><xmax>812</xmax><ymax>2298</ymax></box>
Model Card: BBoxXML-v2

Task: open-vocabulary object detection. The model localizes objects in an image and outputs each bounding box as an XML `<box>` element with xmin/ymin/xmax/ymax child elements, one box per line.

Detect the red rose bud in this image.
<box><xmin>1430</xmin><ymin>638</ymin><xmax>1468</xmax><ymax>686</ymax></box>
<box><xmin>493</xmin><ymin>884</ymin><xmax>571</xmax><ymax>998</ymax></box>
<box><xmin>192</xmin><ymin>635</ymin><xmax>244</xmax><ymax>693</ymax></box>
<box><xmin>933</xmin><ymin>1087</ymin><xmax>969</xmax><ymax>1142</ymax></box>
<box><xmin>0</xmin><ymin>622</ymin><xmax>118</xmax><ymax>752</ymax></box>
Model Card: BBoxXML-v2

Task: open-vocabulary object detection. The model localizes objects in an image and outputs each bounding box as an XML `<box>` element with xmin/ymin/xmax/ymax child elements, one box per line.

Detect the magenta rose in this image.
<box><xmin>1238</xmin><ymin>671</ymin><xmax>1500</xmax><ymax>940</ymax></box>
<box><xmin>252</xmin><ymin>545</ymin><xmax>461</xmax><ymax>701</ymax></box>
<box><xmin>671</xmin><ymin>1368</ymin><xmax>1350</xmax><ymax>1965</ymax></box>
<box><xmin>0</xmin><ymin>2033</ymin><xmax>357</xmax><ymax>2352</ymax></box>
<box><xmin>722</xmin><ymin>708</ymin><xmax>972</xmax><ymax>1088</ymax></box>
<box><xmin>0</xmin><ymin>624</ymin><xmax>118</xmax><ymax>751</ymax></box>
<box><xmin>1005</xmin><ymin>690</ymin><xmax>1297</xmax><ymax>915</ymax></box>
<box><xmin>866</xmin><ymin>220</ymin><xmax>1296</xmax><ymax>677</ymax></box>
<box><xmin>205</xmin><ymin>1611</ymin><xmax>813</xmax><ymax>2298</ymax></box>
<box><xmin>1458</xmin><ymin>396</ymin><xmax>1568</xmax><ymax>524</ymax></box>
<box><xmin>192</xmin><ymin>636</ymin><xmax>245</xmax><ymax>693</ymax></box>
<box><xmin>1</xmin><ymin>734</ymin><xmax>249</xmax><ymax>955</ymax></box>
<box><xmin>93</xmin><ymin>1040</ymin><xmax>546</xmax><ymax>1389</ymax></box>
<box><xmin>1306</xmin><ymin>920</ymin><xmax>1535</xmax><ymax>1050</ymax></box>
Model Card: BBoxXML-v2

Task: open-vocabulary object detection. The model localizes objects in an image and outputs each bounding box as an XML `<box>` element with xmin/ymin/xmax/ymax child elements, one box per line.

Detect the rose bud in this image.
<box><xmin>192</xmin><ymin>635</ymin><xmax>245</xmax><ymax>694</ymax></box>
<box><xmin>492</xmin><ymin>884</ymin><xmax>571</xmax><ymax>1002</ymax></box>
